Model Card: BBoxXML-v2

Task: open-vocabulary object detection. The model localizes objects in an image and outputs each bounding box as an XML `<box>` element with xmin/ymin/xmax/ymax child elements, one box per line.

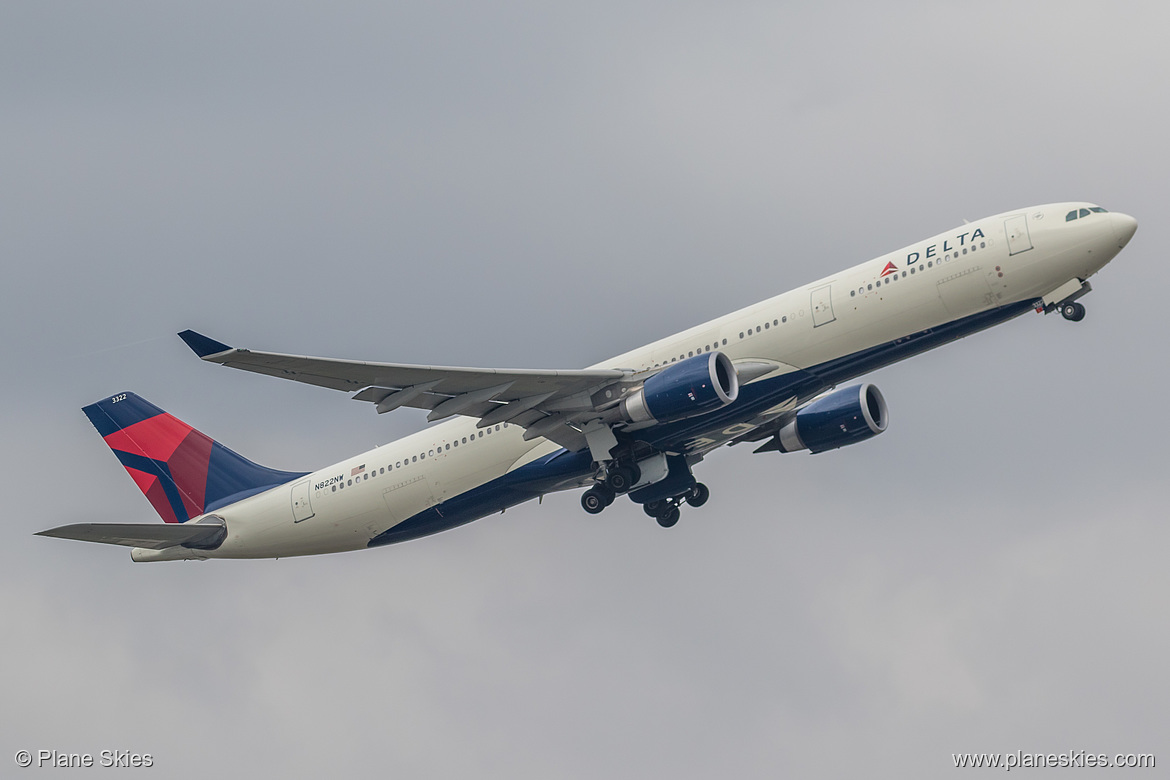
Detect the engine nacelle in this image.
<box><xmin>621</xmin><ymin>352</ymin><xmax>739</xmax><ymax>424</ymax></box>
<box><xmin>774</xmin><ymin>383</ymin><xmax>888</xmax><ymax>454</ymax></box>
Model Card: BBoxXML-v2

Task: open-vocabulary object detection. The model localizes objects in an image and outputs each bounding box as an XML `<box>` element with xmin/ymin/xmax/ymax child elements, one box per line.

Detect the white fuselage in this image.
<box><xmin>135</xmin><ymin>202</ymin><xmax>1134</xmax><ymax>561</ymax></box>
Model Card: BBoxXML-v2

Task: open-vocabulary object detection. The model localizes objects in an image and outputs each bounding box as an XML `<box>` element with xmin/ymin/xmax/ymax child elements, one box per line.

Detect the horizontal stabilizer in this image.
<box><xmin>36</xmin><ymin>521</ymin><xmax>226</xmax><ymax>550</ymax></box>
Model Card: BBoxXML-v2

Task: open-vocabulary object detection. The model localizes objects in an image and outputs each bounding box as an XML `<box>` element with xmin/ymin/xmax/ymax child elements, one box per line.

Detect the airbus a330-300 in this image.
<box><xmin>39</xmin><ymin>203</ymin><xmax>1137</xmax><ymax>561</ymax></box>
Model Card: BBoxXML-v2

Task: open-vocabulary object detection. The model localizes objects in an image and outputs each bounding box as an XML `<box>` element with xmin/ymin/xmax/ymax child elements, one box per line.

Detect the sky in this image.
<box><xmin>2</xmin><ymin>2</ymin><xmax>1167</xmax><ymax>777</ymax></box>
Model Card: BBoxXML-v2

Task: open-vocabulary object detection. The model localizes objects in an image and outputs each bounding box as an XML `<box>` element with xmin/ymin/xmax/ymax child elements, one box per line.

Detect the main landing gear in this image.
<box><xmin>641</xmin><ymin>483</ymin><xmax>710</xmax><ymax>528</ymax></box>
<box><xmin>581</xmin><ymin>479</ymin><xmax>710</xmax><ymax>528</ymax></box>
<box><xmin>579</xmin><ymin>462</ymin><xmax>640</xmax><ymax>515</ymax></box>
<box><xmin>1060</xmin><ymin>301</ymin><xmax>1086</xmax><ymax>322</ymax></box>
<box><xmin>579</xmin><ymin>453</ymin><xmax>708</xmax><ymax>528</ymax></box>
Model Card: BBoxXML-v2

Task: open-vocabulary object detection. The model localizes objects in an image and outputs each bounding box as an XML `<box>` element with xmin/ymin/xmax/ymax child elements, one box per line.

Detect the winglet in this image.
<box><xmin>178</xmin><ymin>330</ymin><xmax>233</xmax><ymax>358</ymax></box>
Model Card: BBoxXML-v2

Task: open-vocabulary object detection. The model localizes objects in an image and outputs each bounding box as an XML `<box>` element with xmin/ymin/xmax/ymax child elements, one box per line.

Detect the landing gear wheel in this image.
<box><xmin>643</xmin><ymin>500</ymin><xmax>665</xmax><ymax>518</ymax></box>
<box><xmin>607</xmin><ymin>465</ymin><xmax>639</xmax><ymax>494</ymax></box>
<box><xmin>581</xmin><ymin>487</ymin><xmax>608</xmax><ymax>515</ymax></box>
<box><xmin>656</xmin><ymin>506</ymin><xmax>680</xmax><ymax>528</ymax></box>
<box><xmin>1060</xmin><ymin>301</ymin><xmax>1086</xmax><ymax>322</ymax></box>
<box><xmin>601</xmin><ymin>485</ymin><xmax>616</xmax><ymax>507</ymax></box>
<box><xmin>686</xmin><ymin>482</ymin><xmax>710</xmax><ymax>508</ymax></box>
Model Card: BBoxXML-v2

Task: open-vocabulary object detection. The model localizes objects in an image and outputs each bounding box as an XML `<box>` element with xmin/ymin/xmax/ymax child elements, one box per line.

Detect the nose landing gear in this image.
<box><xmin>1060</xmin><ymin>301</ymin><xmax>1086</xmax><ymax>322</ymax></box>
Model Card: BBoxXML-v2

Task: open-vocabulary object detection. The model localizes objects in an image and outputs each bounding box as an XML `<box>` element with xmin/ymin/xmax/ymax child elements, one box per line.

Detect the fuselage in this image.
<box><xmin>135</xmin><ymin>202</ymin><xmax>1136</xmax><ymax>561</ymax></box>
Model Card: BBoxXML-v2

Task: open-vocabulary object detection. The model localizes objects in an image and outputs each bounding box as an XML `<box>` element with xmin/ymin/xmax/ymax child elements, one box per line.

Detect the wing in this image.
<box><xmin>178</xmin><ymin>330</ymin><xmax>634</xmax><ymax>452</ymax></box>
<box><xmin>36</xmin><ymin>521</ymin><xmax>227</xmax><ymax>550</ymax></box>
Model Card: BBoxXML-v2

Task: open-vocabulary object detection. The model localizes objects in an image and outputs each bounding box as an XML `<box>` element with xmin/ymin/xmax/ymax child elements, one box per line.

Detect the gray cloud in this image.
<box><xmin>2</xmin><ymin>1</ymin><xmax>1167</xmax><ymax>777</ymax></box>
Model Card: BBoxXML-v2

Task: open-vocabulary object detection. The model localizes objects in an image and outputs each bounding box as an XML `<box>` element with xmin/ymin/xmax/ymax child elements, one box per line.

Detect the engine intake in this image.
<box><xmin>774</xmin><ymin>383</ymin><xmax>888</xmax><ymax>453</ymax></box>
<box><xmin>621</xmin><ymin>352</ymin><xmax>739</xmax><ymax>424</ymax></box>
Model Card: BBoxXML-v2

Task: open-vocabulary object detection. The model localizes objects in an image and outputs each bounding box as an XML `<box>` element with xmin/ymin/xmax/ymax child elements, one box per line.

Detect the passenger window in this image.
<box><xmin>782</xmin><ymin>316</ymin><xmax>787</xmax><ymax>323</ymax></box>
<box><xmin>764</xmin><ymin>322</ymin><xmax>769</xmax><ymax>329</ymax></box>
<box><xmin>739</xmin><ymin>332</ymin><xmax>744</xmax><ymax>339</ymax></box>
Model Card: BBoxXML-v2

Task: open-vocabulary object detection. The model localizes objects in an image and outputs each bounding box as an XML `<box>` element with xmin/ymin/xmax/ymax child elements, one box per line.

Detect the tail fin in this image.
<box><xmin>83</xmin><ymin>393</ymin><xmax>307</xmax><ymax>523</ymax></box>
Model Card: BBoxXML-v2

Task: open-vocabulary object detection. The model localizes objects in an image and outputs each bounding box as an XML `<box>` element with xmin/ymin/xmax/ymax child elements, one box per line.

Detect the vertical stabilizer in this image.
<box><xmin>83</xmin><ymin>393</ymin><xmax>306</xmax><ymax>522</ymax></box>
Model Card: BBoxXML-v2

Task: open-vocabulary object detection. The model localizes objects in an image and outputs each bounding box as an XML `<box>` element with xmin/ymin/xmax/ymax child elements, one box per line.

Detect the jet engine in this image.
<box><xmin>621</xmin><ymin>352</ymin><xmax>739</xmax><ymax>424</ymax></box>
<box><xmin>771</xmin><ymin>383</ymin><xmax>888</xmax><ymax>453</ymax></box>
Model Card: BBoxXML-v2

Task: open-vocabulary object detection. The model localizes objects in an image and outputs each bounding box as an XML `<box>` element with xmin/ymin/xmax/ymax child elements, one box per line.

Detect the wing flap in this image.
<box><xmin>36</xmin><ymin>522</ymin><xmax>226</xmax><ymax>550</ymax></box>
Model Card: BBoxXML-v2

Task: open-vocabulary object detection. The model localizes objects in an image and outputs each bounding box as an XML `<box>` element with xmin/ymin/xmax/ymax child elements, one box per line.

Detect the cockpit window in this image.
<box><xmin>1067</xmin><ymin>205</ymin><xmax>1109</xmax><ymax>221</ymax></box>
<box><xmin>1067</xmin><ymin>206</ymin><xmax>1109</xmax><ymax>221</ymax></box>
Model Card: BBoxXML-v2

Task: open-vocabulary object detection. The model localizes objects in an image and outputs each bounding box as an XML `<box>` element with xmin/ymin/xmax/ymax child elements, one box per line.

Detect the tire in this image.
<box><xmin>608</xmin><ymin>466</ymin><xmax>635</xmax><ymax>493</ymax></box>
<box><xmin>1061</xmin><ymin>302</ymin><xmax>1085</xmax><ymax>322</ymax></box>
<box><xmin>602</xmin><ymin>485</ymin><xmax>617</xmax><ymax>507</ymax></box>
<box><xmin>626</xmin><ymin>463</ymin><xmax>641</xmax><ymax>486</ymax></box>
<box><xmin>581</xmin><ymin>488</ymin><xmax>606</xmax><ymax>514</ymax></box>
<box><xmin>687</xmin><ymin>482</ymin><xmax>710</xmax><ymax>508</ymax></box>
<box><xmin>643</xmin><ymin>500</ymin><xmax>664</xmax><ymax>518</ymax></box>
<box><xmin>656</xmin><ymin>507</ymin><xmax>680</xmax><ymax>528</ymax></box>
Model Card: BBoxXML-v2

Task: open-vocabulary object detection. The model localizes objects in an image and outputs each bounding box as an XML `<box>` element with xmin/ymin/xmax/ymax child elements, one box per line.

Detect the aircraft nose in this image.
<box><xmin>1111</xmin><ymin>212</ymin><xmax>1138</xmax><ymax>248</ymax></box>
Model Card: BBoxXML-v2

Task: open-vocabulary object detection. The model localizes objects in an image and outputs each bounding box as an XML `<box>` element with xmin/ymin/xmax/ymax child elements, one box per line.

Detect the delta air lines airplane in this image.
<box><xmin>39</xmin><ymin>203</ymin><xmax>1137</xmax><ymax>561</ymax></box>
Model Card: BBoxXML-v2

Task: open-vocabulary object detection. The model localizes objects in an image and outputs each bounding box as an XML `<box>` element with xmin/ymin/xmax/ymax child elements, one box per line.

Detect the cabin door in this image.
<box><xmin>811</xmin><ymin>284</ymin><xmax>836</xmax><ymax>327</ymax></box>
<box><xmin>1004</xmin><ymin>215</ymin><xmax>1033</xmax><ymax>255</ymax></box>
<box><xmin>291</xmin><ymin>480</ymin><xmax>315</xmax><ymax>522</ymax></box>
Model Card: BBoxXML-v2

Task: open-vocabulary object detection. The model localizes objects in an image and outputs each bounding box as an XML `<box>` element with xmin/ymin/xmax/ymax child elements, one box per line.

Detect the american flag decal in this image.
<box><xmin>351</xmin><ymin>464</ymin><xmax>365</xmax><ymax>477</ymax></box>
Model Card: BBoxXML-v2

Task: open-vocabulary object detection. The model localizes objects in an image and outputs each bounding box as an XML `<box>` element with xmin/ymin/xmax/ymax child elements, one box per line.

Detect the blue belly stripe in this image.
<box><xmin>369</xmin><ymin>300</ymin><xmax>1035</xmax><ymax>546</ymax></box>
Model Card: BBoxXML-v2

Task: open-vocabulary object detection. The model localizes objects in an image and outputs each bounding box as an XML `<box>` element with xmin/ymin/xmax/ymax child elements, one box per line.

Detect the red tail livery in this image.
<box><xmin>82</xmin><ymin>393</ymin><xmax>306</xmax><ymax>523</ymax></box>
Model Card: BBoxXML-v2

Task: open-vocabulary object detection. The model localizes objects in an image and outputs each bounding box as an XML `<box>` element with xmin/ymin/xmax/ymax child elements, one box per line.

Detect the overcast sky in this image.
<box><xmin>3</xmin><ymin>2</ymin><xmax>1167</xmax><ymax>777</ymax></box>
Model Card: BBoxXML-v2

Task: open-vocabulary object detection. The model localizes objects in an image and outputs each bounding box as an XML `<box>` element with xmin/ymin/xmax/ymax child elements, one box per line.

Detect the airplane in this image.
<box><xmin>38</xmin><ymin>202</ymin><xmax>1137</xmax><ymax>562</ymax></box>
